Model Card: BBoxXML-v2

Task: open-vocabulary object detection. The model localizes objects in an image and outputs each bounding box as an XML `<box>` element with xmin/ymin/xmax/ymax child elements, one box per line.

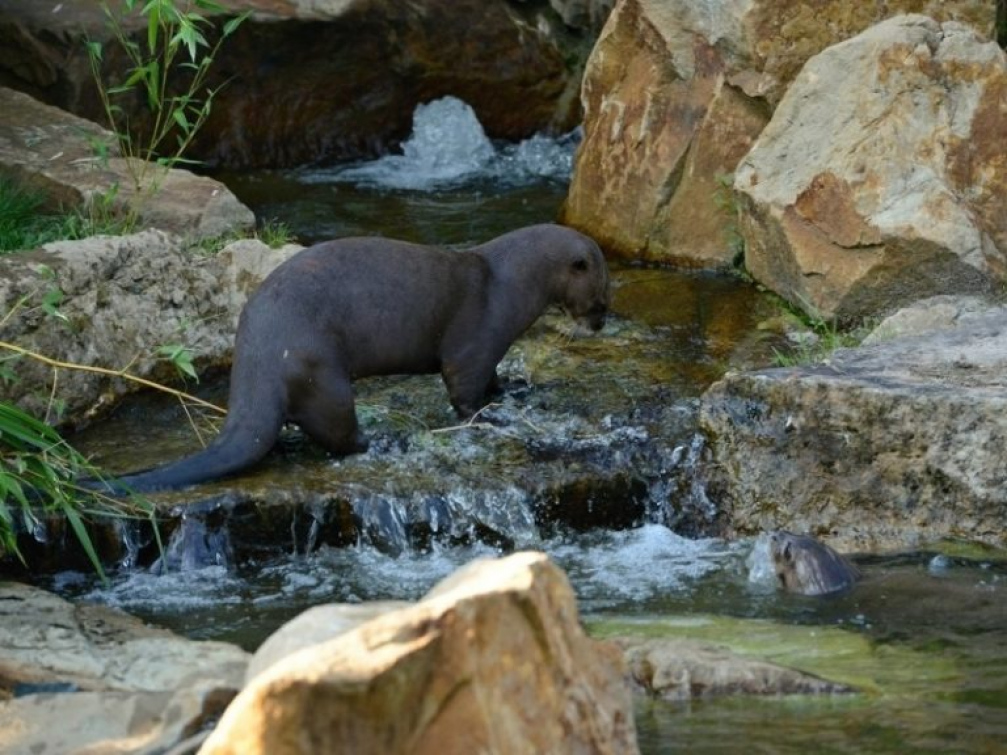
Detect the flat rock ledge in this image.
<box><xmin>0</xmin><ymin>581</ymin><xmax>249</xmax><ymax>755</ymax></box>
<box><xmin>700</xmin><ymin>299</ymin><xmax>1007</xmax><ymax>552</ymax></box>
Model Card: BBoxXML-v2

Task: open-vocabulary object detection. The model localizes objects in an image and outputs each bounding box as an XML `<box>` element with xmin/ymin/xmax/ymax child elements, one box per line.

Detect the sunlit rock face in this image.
<box><xmin>0</xmin><ymin>0</ymin><xmax>596</xmax><ymax>169</ymax></box>
<box><xmin>735</xmin><ymin>15</ymin><xmax>1007</xmax><ymax>322</ymax></box>
<box><xmin>200</xmin><ymin>552</ymin><xmax>639</xmax><ymax>755</ymax></box>
<box><xmin>561</xmin><ymin>0</ymin><xmax>996</xmax><ymax>268</ymax></box>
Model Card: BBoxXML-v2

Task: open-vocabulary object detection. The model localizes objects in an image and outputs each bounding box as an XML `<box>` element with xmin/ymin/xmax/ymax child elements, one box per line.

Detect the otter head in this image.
<box><xmin>768</xmin><ymin>530</ymin><xmax>859</xmax><ymax>596</ymax></box>
<box><xmin>558</xmin><ymin>233</ymin><xmax>610</xmax><ymax>332</ymax></box>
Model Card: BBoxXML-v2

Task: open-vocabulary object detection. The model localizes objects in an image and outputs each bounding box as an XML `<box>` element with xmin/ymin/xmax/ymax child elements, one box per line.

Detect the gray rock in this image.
<box><xmin>0</xmin><ymin>231</ymin><xmax>300</xmax><ymax>424</ymax></box>
<box><xmin>700</xmin><ymin>306</ymin><xmax>1007</xmax><ymax>552</ymax></box>
<box><xmin>862</xmin><ymin>295</ymin><xmax>997</xmax><ymax>345</ymax></box>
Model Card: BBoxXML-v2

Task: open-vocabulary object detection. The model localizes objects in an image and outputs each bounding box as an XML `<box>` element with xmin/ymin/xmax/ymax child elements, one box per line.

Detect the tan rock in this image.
<box><xmin>0</xmin><ymin>87</ymin><xmax>254</xmax><ymax>242</ymax></box>
<box><xmin>562</xmin><ymin>0</ymin><xmax>770</xmax><ymax>267</ymax></box>
<box><xmin>0</xmin><ymin>581</ymin><xmax>248</xmax><ymax>694</ymax></box>
<box><xmin>0</xmin><ymin>582</ymin><xmax>249</xmax><ymax>755</ymax></box>
<box><xmin>735</xmin><ymin>15</ymin><xmax>1007</xmax><ymax>321</ymax></box>
<box><xmin>246</xmin><ymin>601</ymin><xmax>411</xmax><ymax>683</ymax></box>
<box><xmin>562</xmin><ymin>0</ymin><xmax>995</xmax><ymax>268</ymax></box>
<box><xmin>200</xmin><ymin>552</ymin><xmax>638</xmax><ymax>755</ymax></box>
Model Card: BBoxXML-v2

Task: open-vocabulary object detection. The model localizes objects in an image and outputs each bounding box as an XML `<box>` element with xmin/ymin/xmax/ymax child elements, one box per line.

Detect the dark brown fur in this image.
<box><xmin>111</xmin><ymin>224</ymin><xmax>609</xmax><ymax>492</ymax></box>
<box><xmin>770</xmin><ymin>531</ymin><xmax>861</xmax><ymax>596</ymax></box>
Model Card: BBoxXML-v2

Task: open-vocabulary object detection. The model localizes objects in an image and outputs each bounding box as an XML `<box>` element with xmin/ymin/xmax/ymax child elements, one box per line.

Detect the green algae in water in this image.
<box><xmin>590</xmin><ymin>614</ymin><xmax>961</xmax><ymax>696</ymax></box>
<box><xmin>592</xmin><ymin>613</ymin><xmax>1007</xmax><ymax>754</ymax></box>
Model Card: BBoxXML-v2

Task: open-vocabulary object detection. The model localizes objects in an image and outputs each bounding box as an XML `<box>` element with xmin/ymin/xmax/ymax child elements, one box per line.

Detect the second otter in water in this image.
<box><xmin>769</xmin><ymin>531</ymin><xmax>861</xmax><ymax>596</ymax></box>
<box><xmin>104</xmin><ymin>224</ymin><xmax>610</xmax><ymax>493</ymax></box>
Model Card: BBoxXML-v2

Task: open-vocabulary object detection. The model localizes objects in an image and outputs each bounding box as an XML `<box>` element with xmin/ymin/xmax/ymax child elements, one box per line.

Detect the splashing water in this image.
<box><xmin>300</xmin><ymin>96</ymin><xmax>578</xmax><ymax>191</ymax></box>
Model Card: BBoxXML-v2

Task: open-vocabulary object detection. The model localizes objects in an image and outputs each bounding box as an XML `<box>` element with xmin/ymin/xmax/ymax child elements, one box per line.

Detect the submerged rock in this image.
<box><xmin>616</xmin><ymin>636</ymin><xmax>854</xmax><ymax>699</ymax></box>
<box><xmin>200</xmin><ymin>552</ymin><xmax>639</xmax><ymax>755</ymax></box>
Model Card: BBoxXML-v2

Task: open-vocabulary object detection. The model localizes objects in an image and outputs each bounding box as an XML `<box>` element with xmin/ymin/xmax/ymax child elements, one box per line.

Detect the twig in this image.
<box><xmin>429</xmin><ymin>403</ymin><xmax>543</xmax><ymax>436</ymax></box>
<box><xmin>0</xmin><ymin>340</ymin><xmax>226</xmax><ymax>415</ymax></box>
<box><xmin>429</xmin><ymin>403</ymin><xmax>504</xmax><ymax>435</ymax></box>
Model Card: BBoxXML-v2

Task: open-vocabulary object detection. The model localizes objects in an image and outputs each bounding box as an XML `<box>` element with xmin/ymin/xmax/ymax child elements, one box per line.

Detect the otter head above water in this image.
<box><xmin>769</xmin><ymin>531</ymin><xmax>861</xmax><ymax>596</ymax></box>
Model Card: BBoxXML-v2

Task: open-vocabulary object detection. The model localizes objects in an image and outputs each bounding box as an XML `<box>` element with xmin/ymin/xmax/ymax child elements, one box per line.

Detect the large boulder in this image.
<box><xmin>0</xmin><ymin>87</ymin><xmax>254</xmax><ymax>241</ymax></box>
<box><xmin>0</xmin><ymin>581</ymin><xmax>249</xmax><ymax>755</ymax></box>
<box><xmin>0</xmin><ymin>0</ymin><xmax>593</xmax><ymax>169</ymax></box>
<box><xmin>200</xmin><ymin>552</ymin><xmax>638</xmax><ymax>755</ymax></box>
<box><xmin>735</xmin><ymin>15</ymin><xmax>1007</xmax><ymax>322</ymax></box>
<box><xmin>699</xmin><ymin>301</ymin><xmax>1007</xmax><ymax>552</ymax></box>
<box><xmin>562</xmin><ymin>0</ymin><xmax>996</xmax><ymax>267</ymax></box>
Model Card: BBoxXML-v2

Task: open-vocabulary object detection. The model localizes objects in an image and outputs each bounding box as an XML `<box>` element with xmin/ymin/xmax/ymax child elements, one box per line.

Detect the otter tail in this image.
<box><xmin>93</xmin><ymin>404</ymin><xmax>286</xmax><ymax>495</ymax></box>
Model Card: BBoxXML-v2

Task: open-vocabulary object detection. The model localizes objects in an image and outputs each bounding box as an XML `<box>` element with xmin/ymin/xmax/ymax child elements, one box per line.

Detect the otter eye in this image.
<box><xmin>572</xmin><ymin>258</ymin><xmax>589</xmax><ymax>272</ymax></box>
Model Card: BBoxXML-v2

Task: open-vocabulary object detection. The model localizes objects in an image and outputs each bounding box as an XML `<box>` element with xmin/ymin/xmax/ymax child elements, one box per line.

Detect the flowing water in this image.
<box><xmin>35</xmin><ymin>97</ymin><xmax>1007</xmax><ymax>753</ymax></box>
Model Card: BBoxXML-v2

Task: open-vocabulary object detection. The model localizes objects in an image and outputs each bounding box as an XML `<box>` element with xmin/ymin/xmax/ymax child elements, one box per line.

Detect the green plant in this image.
<box><xmin>192</xmin><ymin>218</ymin><xmax>296</xmax><ymax>256</ymax></box>
<box><xmin>769</xmin><ymin>295</ymin><xmax>869</xmax><ymax>367</ymax></box>
<box><xmin>0</xmin><ymin>401</ymin><xmax>158</xmax><ymax>582</ymax></box>
<box><xmin>0</xmin><ymin>174</ymin><xmax>130</xmax><ymax>253</ymax></box>
<box><xmin>257</xmin><ymin>218</ymin><xmax>294</xmax><ymax>249</ymax></box>
<box><xmin>85</xmin><ymin>0</ymin><xmax>250</xmax><ymax>194</ymax></box>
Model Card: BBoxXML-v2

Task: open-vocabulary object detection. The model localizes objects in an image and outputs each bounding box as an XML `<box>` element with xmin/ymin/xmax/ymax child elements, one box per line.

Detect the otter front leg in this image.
<box><xmin>441</xmin><ymin>360</ymin><xmax>500</xmax><ymax>418</ymax></box>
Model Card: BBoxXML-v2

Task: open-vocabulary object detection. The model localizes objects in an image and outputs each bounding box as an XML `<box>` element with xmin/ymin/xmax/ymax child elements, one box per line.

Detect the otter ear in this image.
<box><xmin>571</xmin><ymin>257</ymin><xmax>589</xmax><ymax>272</ymax></box>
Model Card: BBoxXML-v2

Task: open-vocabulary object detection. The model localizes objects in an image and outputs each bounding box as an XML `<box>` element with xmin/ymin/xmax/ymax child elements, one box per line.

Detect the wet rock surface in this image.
<box><xmin>616</xmin><ymin>636</ymin><xmax>854</xmax><ymax>699</ymax></box>
<box><xmin>700</xmin><ymin>302</ymin><xmax>1007</xmax><ymax>552</ymax></box>
<box><xmin>0</xmin><ymin>266</ymin><xmax>775</xmax><ymax>573</ymax></box>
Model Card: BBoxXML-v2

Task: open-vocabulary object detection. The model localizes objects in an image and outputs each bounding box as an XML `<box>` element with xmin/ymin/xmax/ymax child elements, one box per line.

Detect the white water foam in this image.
<box><xmin>58</xmin><ymin>525</ymin><xmax>740</xmax><ymax>622</ymax></box>
<box><xmin>299</xmin><ymin>96</ymin><xmax>578</xmax><ymax>191</ymax></box>
<box><xmin>549</xmin><ymin>525</ymin><xmax>740</xmax><ymax>611</ymax></box>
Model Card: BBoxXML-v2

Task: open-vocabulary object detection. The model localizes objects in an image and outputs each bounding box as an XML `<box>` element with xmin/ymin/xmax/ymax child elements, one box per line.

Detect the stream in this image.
<box><xmin>41</xmin><ymin>97</ymin><xmax>1007</xmax><ymax>753</ymax></box>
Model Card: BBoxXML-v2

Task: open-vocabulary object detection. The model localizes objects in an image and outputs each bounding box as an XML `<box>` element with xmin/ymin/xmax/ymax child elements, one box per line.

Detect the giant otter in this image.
<box><xmin>769</xmin><ymin>531</ymin><xmax>861</xmax><ymax>596</ymax></box>
<box><xmin>106</xmin><ymin>224</ymin><xmax>610</xmax><ymax>493</ymax></box>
